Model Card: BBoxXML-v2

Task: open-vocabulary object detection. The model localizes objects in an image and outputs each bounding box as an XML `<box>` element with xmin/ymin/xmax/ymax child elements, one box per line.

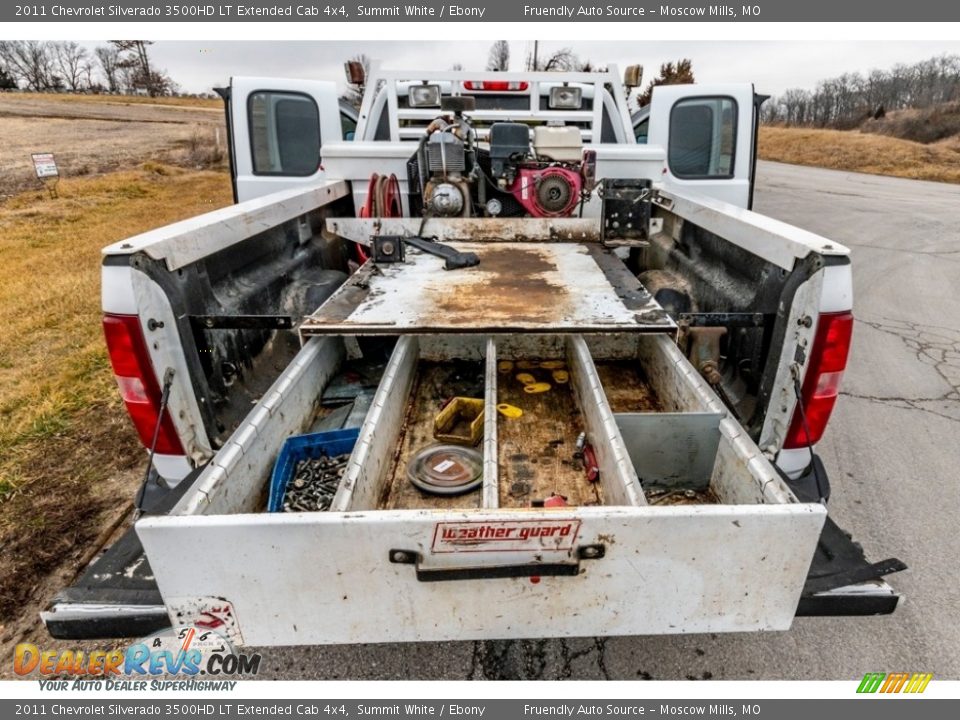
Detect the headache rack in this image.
<box><xmin>357</xmin><ymin>67</ymin><xmax>636</xmax><ymax>144</ymax></box>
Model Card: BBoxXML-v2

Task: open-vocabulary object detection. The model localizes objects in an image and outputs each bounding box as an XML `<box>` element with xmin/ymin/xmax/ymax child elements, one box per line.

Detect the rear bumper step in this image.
<box><xmin>784</xmin><ymin>454</ymin><xmax>906</xmax><ymax>617</ymax></box>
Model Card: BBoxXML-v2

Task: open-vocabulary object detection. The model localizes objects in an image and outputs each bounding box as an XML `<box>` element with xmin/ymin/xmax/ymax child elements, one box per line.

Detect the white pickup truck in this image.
<box><xmin>44</xmin><ymin>66</ymin><xmax>905</xmax><ymax>646</ymax></box>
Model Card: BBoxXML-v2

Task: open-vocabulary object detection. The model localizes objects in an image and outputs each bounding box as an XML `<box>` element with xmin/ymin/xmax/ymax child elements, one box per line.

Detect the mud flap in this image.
<box><xmin>783</xmin><ymin>454</ymin><xmax>907</xmax><ymax>616</ymax></box>
<box><xmin>42</xmin><ymin>467</ymin><xmax>200</xmax><ymax>640</ymax></box>
<box><xmin>42</xmin><ymin>526</ymin><xmax>167</xmax><ymax>640</ymax></box>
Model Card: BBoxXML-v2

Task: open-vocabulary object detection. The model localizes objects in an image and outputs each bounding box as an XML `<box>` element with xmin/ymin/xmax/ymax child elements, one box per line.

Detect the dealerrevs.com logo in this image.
<box><xmin>15</xmin><ymin>626</ymin><xmax>261</xmax><ymax>690</ymax></box>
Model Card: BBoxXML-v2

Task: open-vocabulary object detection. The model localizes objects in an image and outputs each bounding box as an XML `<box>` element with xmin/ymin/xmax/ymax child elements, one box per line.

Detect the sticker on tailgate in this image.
<box><xmin>431</xmin><ymin>519</ymin><xmax>581</xmax><ymax>553</ymax></box>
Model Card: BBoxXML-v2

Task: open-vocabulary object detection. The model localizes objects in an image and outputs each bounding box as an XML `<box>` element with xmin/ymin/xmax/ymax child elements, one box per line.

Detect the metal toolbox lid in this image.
<box><xmin>299</xmin><ymin>241</ymin><xmax>675</xmax><ymax>338</ymax></box>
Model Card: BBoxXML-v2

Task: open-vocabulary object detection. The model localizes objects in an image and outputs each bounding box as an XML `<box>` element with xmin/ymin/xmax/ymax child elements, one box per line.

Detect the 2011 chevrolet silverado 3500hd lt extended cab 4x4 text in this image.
<box><xmin>43</xmin><ymin>66</ymin><xmax>905</xmax><ymax>646</ymax></box>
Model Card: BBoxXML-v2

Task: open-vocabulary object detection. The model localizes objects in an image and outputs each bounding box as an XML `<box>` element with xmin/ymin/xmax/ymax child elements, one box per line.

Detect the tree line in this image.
<box><xmin>0</xmin><ymin>40</ymin><xmax>176</xmax><ymax>96</ymax></box>
<box><xmin>762</xmin><ymin>54</ymin><xmax>960</xmax><ymax>129</ymax></box>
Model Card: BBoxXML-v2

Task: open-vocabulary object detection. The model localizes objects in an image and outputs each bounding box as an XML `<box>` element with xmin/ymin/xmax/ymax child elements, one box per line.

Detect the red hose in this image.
<box><xmin>356</xmin><ymin>173</ymin><xmax>403</xmax><ymax>265</ymax></box>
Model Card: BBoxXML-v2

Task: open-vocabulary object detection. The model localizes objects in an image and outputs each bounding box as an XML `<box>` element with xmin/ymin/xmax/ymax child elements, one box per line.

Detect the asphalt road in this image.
<box><xmin>254</xmin><ymin>161</ymin><xmax>960</xmax><ymax>680</ymax></box>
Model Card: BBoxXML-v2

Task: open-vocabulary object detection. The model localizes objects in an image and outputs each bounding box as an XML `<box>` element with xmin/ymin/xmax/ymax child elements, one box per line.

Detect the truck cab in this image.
<box><xmin>44</xmin><ymin>66</ymin><xmax>904</xmax><ymax>644</ymax></box>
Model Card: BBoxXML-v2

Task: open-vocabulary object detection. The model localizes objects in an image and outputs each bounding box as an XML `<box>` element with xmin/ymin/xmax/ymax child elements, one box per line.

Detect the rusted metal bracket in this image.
<box><xmin>326</xmin><ymin>217</ymin><xmax>602</xmax><ymax>245</ymax></box>
<box><xmin>599</xmin><ymin>178</ymin><xmax>653</xmax><ymax>248</ymax></box>
<box><xmin>678</xmin><ymin>312</ymin><xmax>773</xmax><ymax>328</ymax></box>
<box><xmin>189</xmin><ymin>315</ymin><xmax>295</xmax><ymax>330</ymax></box>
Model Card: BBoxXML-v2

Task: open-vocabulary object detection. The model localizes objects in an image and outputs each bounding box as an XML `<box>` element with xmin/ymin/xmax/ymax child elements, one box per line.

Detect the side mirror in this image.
<box><xmin>623</xmin><ymin>65</ymin><xmax>643</xmax><ymax>88</ymax></box>
<box><xmin>344</xmin><ymin>61</ymin><xmax>366</xmax><ymax>87</ymax></box>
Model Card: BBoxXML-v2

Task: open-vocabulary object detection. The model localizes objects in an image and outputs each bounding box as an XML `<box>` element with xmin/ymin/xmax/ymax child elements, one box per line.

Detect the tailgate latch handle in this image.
<box><xmin>388</xmin><ymin>545</ymin><xmax>605</xmax><ymax>582</ymax></box>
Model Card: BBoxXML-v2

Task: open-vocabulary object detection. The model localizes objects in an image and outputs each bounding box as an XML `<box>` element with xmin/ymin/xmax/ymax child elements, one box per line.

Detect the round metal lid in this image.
<box><xmin>407</xmin><ymin>444</ymin><xmax>483</xmax><ymax>496</ymax></box>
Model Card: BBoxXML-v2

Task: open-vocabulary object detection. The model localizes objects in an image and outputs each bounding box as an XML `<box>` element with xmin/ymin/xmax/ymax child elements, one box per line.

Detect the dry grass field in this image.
<box><xmin>759</xmin><ymin>125</ymin><xmax>960</xmax><ymax>183</ymax></box>
<box><xmin>0</xmin><ymin>93</ymin><xmax>225</xmax><ymax>198</ymax></box>
<box><xmin>0</xmin><ymin>93</ymin><xmax>234</xmax><ymax>655</ymax></box>
<box><xmin>7</xmin><ymin>93</ymin><xmax>223</xmax><ymax>110</ymax></box>
<box><xmin>0</xmin><ymin>165</ymin><xmax>232</xmax><ymax>650</ymax></box>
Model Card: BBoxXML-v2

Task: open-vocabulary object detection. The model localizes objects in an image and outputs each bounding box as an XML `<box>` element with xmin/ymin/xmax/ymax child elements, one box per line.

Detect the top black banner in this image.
<box><xmin>6</xmin><ymin>0</ymin><xmax>960</xmax><ymax>23</ymax></box>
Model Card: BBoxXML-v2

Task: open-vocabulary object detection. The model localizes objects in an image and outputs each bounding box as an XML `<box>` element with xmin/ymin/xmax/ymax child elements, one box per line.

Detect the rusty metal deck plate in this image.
<box><xmin>300</xmin><ymin>242</ymin><xmax>675</xmax><ymax>337</ymax></box>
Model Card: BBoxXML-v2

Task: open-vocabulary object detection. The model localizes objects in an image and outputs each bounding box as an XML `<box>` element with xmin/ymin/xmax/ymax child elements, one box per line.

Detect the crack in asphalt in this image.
<box><xmin>841</xmin><ymin>317</ymin><xmax>960</xmax><ymax>423</ymax></box>
<box><xmin>468</xmin><ymin>638</ymin><xmax>611</xmax><ymax>680</ymax></box>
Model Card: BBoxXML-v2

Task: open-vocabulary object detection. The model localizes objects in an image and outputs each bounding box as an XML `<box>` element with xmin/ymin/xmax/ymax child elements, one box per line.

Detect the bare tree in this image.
<box><xmin>765</xmin><ymin>53</ymin><xmax>960</xmax><ymax>129</ymax></box>
<box><xmin>638</xmin><ymin>59</ymin><xmax>695</xmax><ymax>106</ymax></box>
<box><xmin>0</xmin><ymin>63</ymin><xmax>16</xmax><ymax>90</ymax></box>
<box><xmin>0</xmin><ymin>41</ymin><xmax>57</xmax><ymax>91</ymax></box>
<box><xmin>110</xmin><ymin>40</ymin><xmax>174</xmax><ymax>96</ymax></box>
<box><xmin>117</xmin><ymin>62</ymin><xmax>137</xmax><ymax>94</ymax></box>
<box><xmin>486</xmin><ymin>40</ymin><xmax>510</xmax><ymax>72</ymax></box>
<box><xmin>53</xmin><ymin>41</ymin><xmax>88</xmax><ymax>92</ymax></box>
<box><xmin>81</xmin><ymin>59</ymin><xmax>98</xmax><ymax>92</ymax></box>
<box><xmin>526</xmin><ymin>46</ymin><xmax>581</xmax><ymax>72</ymax></box>
<box><xmin>95</xmin><ymin>45</ymin><xmax>120</xmax><ymax>93</ymax></box>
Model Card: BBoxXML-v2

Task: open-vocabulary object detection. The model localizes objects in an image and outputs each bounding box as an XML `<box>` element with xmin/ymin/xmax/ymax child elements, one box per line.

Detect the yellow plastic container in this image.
<box><xmin>433</xmin><ymin>397</ymin><xmax>485</xmax><ymax>446</ymax></box>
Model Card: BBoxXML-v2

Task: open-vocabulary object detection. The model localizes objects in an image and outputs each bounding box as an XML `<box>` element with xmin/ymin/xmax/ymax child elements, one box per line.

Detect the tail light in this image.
<box><xmin>463</xmin><ymin>81</ymin><xmax>529</xmax><ymax>91</ymax></box>
<box><xmin>102</xmin><ymin>314</ymin><xmax>184</xmax><ymax>455</ymax></box>
<box><xmin>783</xmin><ymin>311</ymin><xmax>854</xmax><ymax>449</ymax></box>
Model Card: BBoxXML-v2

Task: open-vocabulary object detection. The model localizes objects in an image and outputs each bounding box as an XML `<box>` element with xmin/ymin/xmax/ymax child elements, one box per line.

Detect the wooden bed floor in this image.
<box><xmin>497</xmin><ymin>363</ymin><xmax>602</xmax><ymax>509</ymax></box>
<box><xmin>594</xmin><ymin>360</ymin><xmax>663</xmax><ymax>413</ymax></box>
<box><xmin>380</xmin><ymin>362</ymin><xmax>484</xmax><ymax>510</ymax></box>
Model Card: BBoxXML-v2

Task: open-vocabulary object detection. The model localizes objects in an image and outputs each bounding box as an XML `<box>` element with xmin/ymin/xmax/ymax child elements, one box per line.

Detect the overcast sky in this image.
<box><xmin>94</xmin><ymin>41</ymin><xmax>960</xmax><ymax>97</ymax></box>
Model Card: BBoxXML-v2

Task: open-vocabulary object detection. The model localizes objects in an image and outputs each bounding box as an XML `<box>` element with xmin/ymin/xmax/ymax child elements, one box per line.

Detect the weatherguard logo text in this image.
<box><xmin>432</xmin><ymin>519</ymin><xmax>581</xmax><ymax>552</ymax></box>
<box><xmin>857</xmin><ymin>672</ymin><xmax>933</xmax><ymax>694</ymax></box>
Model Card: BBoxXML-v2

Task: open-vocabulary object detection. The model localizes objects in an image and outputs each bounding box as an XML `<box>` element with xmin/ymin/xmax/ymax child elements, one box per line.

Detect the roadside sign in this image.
<box><xmin>31</xmin><ymin>153</ymin><xmax>59</xmax><ymax>179</ymax></box>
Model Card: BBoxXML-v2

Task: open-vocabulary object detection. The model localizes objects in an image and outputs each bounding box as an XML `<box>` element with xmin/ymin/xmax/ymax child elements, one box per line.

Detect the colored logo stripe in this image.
<box><xmin>857</xmin><ymin>672</ymin><xmax>932</xmax><ymax>693</ymax></box>
<box><xmin>906</xmin><ymin>673</ymin><xmax>933</xmax><ymax>693</ymax></box>
<box><xmin>857</xmin><ymin>673</ymin><xmax>885</xmax><ymax>693</ymax></box>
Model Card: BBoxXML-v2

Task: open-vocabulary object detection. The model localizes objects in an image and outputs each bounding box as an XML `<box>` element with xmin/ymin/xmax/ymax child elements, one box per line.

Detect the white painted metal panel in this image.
<box><xmin>646</xmin><ymin>83</ymin><xmax>755</xmax><ymax>208</ymax></box>
<box><xmin>321</xmin><ymin>142</ymin><xmax>414</xmax><ymax>216</ymax></box>
<box><xmin>230</xmin><ymin>77</ymin><xmax>342</xmax><ymax>202</ymax></box>
<box><xmin>301</xmin><ymin>243</ymin><xmax>675</xmax><ymax>337</ymax></box>
<box><xmin>101</xmin><ymin>181</ymin><xmax>349</xmax><ymax>271</ymax></box>
<box><xmin>652</xmin><ymin>189</ymin><xmax>849</xmax><ymax>271</ymax></box>
<box><xmin>137</xmin><ymin>502</ymin><xmax>825</xmax><ymax>646</ymax></box>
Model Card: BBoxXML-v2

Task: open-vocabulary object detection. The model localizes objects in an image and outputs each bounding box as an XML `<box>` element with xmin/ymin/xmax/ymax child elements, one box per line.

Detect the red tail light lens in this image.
<box><xmin>102</xmin><ymin>314</ymin><xmax>184</xmax><ymax>455</ymax></box>
<box><xmin>783</xmin><ymin>311</ymin><xmax>854</xmax><ymax>449</ymax></box>
<box><xmin>463</xmin><ymin>81</ymin><xmax>529</xmax><ymax>91</ymax></box>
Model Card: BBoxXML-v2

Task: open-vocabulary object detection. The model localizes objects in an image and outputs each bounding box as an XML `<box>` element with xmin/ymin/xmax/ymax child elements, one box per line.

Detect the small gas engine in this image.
<box><xmin>412</xmin><ymin>98</ymin><xmax>595</xmax><ymax>219</ymax></box>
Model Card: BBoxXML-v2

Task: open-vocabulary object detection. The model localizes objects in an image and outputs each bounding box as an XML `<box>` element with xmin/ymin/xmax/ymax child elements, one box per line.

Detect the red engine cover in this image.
<box><xmin>509</xmin><ymin>166</ymin><xmax>582</xmax><ymax>217</ymax></box>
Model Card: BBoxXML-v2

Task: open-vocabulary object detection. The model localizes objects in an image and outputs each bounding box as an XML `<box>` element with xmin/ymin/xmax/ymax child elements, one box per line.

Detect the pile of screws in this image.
<box><xmin>282</xmin><ymin>453</ymin><xmax>350</xmax><ymax>512</ymax></box>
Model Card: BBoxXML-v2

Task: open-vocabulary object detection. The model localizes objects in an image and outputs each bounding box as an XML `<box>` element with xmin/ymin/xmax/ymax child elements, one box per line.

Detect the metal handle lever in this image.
<box><xmin>388</xmin><ymin>545</ymin><xmax>605</xmax><ymax>582</ymax></box>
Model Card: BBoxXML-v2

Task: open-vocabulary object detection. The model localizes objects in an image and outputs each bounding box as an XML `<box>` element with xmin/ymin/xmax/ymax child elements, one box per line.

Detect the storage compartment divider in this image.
<box><xmin>566</xmin><ymin>336</ymin><xmax>647</xmax><ymax>507</ymax></box>
<box><xmin>331</xmin><ymin>336</ymin><xmax>419</xmax><ymax>512</ymax></box>
<box><xmin>636</xmin><ymin>334</ymin><xmax>726</xmax><ymax>414</ymax></box>
<box><xmin>337</xmin><ymin>333</ymin><xmax>648</xmax><ymax>512</ymax></box>
<box><xmin>175</xmin><ymin>336</ymin><xmax>345</xmax><ymax>517</ymax></box>
<box><xmin>615</xmin><ymin>412</ymin><xmax>722</xmax><ymax>491</ymax></box>
<box><xmin>483</xmin><ymin>338</ymin><xmax>499</xmax><ymax>509</ymax></box>
<box><xmin>589</xmin><ymin>334</ymin><xmax>799</xmax><ymax>505</ymax></box>
<box><xmin>711</xmin><ymin>418</ymin><xmax>796</xmax><ymax>505</ymax></box>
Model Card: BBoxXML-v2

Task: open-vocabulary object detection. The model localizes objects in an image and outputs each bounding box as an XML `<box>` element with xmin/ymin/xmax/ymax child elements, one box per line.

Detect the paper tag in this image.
<box><xmin>432</xmin><ymin>459</ymin><xmax>456</xmax><ymax>473</ymax></box>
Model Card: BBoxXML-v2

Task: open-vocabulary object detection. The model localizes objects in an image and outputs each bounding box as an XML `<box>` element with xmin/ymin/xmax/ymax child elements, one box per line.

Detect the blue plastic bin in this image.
<box><xmin>268</xmin><ymin>427</ymin><xmax>360</xmax><ymax>512</ymax></box>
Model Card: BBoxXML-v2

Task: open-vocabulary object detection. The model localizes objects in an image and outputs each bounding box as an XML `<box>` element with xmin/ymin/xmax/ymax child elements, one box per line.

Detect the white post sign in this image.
<box><xmin>31</xmin><ymin>153</ymin><xmax>59</xmax><ymax>179</ymax></box>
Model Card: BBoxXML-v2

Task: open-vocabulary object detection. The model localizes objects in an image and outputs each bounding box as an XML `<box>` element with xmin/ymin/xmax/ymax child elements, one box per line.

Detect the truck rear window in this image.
<box><xmin>668</xmin><ymin>96</ymin><xmax>737</xmax><ymax>179</ymax></box>
<box><xmin>248</xmin><ymin>91</ymin><xmax>321</xmax><ymax>176</ymax></box>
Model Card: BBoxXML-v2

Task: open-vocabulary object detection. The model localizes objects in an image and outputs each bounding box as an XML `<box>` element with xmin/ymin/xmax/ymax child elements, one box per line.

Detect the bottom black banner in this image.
<box><xmin>1</xmin><ymin>699</ymin><xmax>955</xmax><ymax>720</ymax></box>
